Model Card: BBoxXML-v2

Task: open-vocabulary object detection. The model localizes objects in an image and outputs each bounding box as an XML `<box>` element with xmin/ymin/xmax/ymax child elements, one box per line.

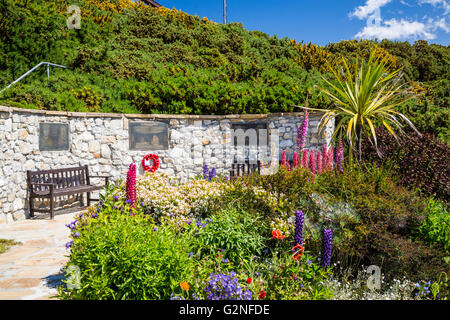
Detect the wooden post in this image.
<box><xmin>49</xmin><ymin>184</ymin><xmax>54</xmax><ymax>219</ymax></box>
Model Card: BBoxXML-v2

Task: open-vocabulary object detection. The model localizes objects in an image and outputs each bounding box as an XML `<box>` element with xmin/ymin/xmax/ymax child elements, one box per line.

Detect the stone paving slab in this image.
<box><xmin>0</xmin><ymin>211</ymin><xmax>79</xmax><ymax>300</ymax></box>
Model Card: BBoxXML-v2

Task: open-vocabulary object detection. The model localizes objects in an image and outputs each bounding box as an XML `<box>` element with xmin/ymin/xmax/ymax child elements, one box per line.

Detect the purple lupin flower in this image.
<box><xmin>203</xmin><ymin>164</ymin><xmax>209</xmax><ymax>180</ymax></box>
<box><xmin>294</xmin><ymin>210</ymin><xmax>304</xmax><ymax>246</ymax></box>
<box><xmin>320</xmin><ymin>228</ymin><xmax>333</xmax><ymax>268</ymax></box>
<box><xmin>208</xmin><ymin>168</ymin><xmax>216</xmax><ymax>181</ymax></box>
<box><xmin>297</xmin><ymin>109</ymin><xmax>309</xmax><ymax>151</ymax></box>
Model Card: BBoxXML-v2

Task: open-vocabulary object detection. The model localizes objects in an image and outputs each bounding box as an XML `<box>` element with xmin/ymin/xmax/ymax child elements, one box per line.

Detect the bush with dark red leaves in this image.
<box><xmin>361</xmin><ymin>128</ymin><xmax>449</xmax><ymax>203</ymax></box>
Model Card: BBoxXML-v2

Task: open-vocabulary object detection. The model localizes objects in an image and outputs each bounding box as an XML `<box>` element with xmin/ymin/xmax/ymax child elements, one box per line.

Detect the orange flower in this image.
<box><xmin>292</xmin><ymin>244</ymin><xmax>305</xmax><ymax>261</ymax></box>
<box><xmin>272</xmin><ymin>229</ymin><xmax>285</xmax><ymax>240</ymax></box>
<box><xmin>180</xmin><ymin>281</ymin><xmax>190</xmax><ymax>291</ymax></box>
<box><xmin>218</xmin><ymin>254</ymin><xmax>223</xmax><ymax>259</ymax></box>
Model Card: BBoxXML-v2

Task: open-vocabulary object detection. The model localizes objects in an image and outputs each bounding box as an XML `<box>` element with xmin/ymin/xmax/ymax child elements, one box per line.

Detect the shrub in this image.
<box><xmin>313</xmin><ymin>162</ymin><xmax>448</xmax><ymax>282</ymax></box>
<box><xmin>58</xmin><ymin>207</ymin><xmax>195</xmax><ymax>300</ymax></box>
<box><xmin>417</xmin><ymin>198</ymin><xmax>450</xmax><ymax>254</ymax></box>
<box><xmin>188</xmin><ymin>208</ymin><xmax>267</xmax><ymax>265</ymax></box>
<box><xmin>134</xmin><ymin>172</ymin><xmax>226</xmax><ymax>225</ymax></box>
<box><xmin>361</xmin><ymin>127</ymin><xmax>450</xmax><ymax>203</ymax></box>
<box><xmin>258</xmin><ymin>247</ymin><xmax>333</xmax><ymax>300</ymax></box>
<box><xmin>58</xmin><ymin>187</ymin><xmax>333</xmax><ymax>300</ymax></box>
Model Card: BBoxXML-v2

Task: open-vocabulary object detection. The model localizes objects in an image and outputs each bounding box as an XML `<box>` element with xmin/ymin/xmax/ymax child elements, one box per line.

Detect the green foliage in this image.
<box><xmin>0</xmin><ymin>2</ymin><xmax>447</xmax><ymax>141</ymax></box>
<box><xmin>188</xmin><ymin>208</ymin><xmax>267</xmax><ymax>265</ymax></box>
<box><xmin>57</xmin><ymin>183</ymin><xmax>334</xmax><ymax>300</ymax></box>
<box><xmin>317</xmin><ymin>52</ymin><xmax>418</xmax><ymax>160</ymax></box>
<box><xmin>313</xmin><ymin>162</ymin><xmax>448</xmax><ymax>282</ymax></box>
<box><xmin>58</xmin><ymin>210</ymin><xmax>195</xmax><ymax>299</ymax></box>
<box><xmin>417</xmin><ymin>198</ymin><xmax>450</xmax><ymax>254</ymax></box>
<box><xmin>0</xmin><ymin>1</ymin><xmax>329</xmax><ymax>114</ymax></box>
<box><xmin>259</xmin><ymin>249</ymin><xmax>333</xmax><ymax>300</ymax></box>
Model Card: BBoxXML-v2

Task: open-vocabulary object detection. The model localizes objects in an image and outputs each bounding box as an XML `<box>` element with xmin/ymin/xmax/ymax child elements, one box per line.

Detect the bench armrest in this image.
<box><xmin>29</xmin><ymin>183</ymin><xmax>55</xmax><ymax>195</ymax></box>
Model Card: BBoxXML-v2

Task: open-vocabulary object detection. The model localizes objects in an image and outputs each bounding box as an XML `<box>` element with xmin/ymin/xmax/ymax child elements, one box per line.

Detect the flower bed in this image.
<box><xmin>57</xmin><ymin>162</ymin><xmax>449</xmax><ymax>300</ymax></box>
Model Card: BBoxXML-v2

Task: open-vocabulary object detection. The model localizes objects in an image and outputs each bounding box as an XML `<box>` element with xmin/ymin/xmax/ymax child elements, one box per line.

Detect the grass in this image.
<box><xmin>0</xmin><ymin>239</ymin><xmax>21</xmax><ymax>254</ymax></box>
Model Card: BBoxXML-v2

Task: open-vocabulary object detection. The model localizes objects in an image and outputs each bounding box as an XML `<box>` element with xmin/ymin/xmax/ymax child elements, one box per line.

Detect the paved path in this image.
<box><xmin>0</xmin><ymin>211</ymin><xmax>78</xmax><ymax>300</ymax></box>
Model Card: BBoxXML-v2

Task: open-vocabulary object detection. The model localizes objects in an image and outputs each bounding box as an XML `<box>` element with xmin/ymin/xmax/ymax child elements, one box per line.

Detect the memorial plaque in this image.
<box><xmin>39</xmin><ymin>123</ymin><xmax>69</xmax><ymax>151</ymax></box>
<box><xmin>231</xmin><ymin>121</ymin><xmax>269</xmax><ymax>163</ymax></box>
<box><xmin>129</xmin><ymin>121</ymin><xmax>169</xmax><ymax>151</ymax></box>
<box><xmin>231</xmin><ymin>121</ymin><xmax>268</xmax><ymax>147</ymax></box>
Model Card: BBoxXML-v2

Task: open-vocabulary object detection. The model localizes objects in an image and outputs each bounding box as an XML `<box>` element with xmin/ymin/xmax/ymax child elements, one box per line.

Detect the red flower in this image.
<box><xmin>246</xmin><ymin>278</ymin><xmax>252</xmax><ymax>284</ymax></box>
<box><xmin>218</xmin><ymin>254</ymin><xmax>223</xmax><ymax>259</ymax></box>
<box><xmin>258</xmin><ymin>290</ymin><xmax>266</xmax><ymax>299</ymax></box>
<box><xmin>291</xmin><ymin>243</ymin><xmax>305</xmax><ymax>261</ymax></box>
<box><xmin>272</xmin><ymin>229</ymin><xmax>285</xmax><ymax>240</ymax></box>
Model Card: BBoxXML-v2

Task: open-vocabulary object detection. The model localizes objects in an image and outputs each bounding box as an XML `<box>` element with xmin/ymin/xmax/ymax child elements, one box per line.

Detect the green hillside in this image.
<box><xmin>0</xmin><ymin>0</ymin><xmax>448</xmax><ymax>141</ymax></box>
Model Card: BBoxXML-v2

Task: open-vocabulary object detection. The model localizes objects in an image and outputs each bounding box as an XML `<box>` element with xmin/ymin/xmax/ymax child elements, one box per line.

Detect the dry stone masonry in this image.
<box><xmin>0</xmin><ymin>106</ymin><xmax>334</xmax><ymax>223</ymax></box>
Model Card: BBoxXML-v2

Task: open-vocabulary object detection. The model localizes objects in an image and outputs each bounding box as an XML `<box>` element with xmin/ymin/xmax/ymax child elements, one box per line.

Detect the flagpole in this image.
<box><xmin>223</xmin><ymin>0</ymin><xmax>227</xmax><ymax>24</ymax></box>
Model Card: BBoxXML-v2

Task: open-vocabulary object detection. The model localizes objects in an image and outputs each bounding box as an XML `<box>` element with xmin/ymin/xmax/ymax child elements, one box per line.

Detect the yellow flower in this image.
<box><xmin>180</xmin><ymin>281</ymin><xmax>190</xmax><ymax>291</ymax></box>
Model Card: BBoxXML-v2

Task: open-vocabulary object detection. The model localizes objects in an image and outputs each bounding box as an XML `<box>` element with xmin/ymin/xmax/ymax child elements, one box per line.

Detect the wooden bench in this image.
<box><xmin>27</xmin><ymin>165</ymin><xmax>109</xmax><ymax>219</ymax></box>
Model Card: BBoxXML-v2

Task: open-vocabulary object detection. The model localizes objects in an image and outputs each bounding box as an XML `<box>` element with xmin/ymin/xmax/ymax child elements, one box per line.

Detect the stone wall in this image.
<box><xmin>0</xmin><ymin>106</ymin><xmax>334</xmax><ymax>223</ymax></box>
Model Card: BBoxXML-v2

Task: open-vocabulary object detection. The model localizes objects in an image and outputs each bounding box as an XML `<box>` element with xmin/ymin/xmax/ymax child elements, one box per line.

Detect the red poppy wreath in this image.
<box><xmin>142</xmin><ymin>154</ymin><xmax>159</xmax><ymax>173</ymax></box>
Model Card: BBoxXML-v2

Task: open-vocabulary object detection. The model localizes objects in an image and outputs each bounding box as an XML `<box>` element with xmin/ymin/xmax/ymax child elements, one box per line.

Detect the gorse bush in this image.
<box><xmin>1</xmin><ymin>1</ymin><xmax>448</xmax><ymax>142</ymax></box>
<box><xmin>361</xmin><ymin>127</ymin><xmax>450</xmax><ymax>203</ymax></box>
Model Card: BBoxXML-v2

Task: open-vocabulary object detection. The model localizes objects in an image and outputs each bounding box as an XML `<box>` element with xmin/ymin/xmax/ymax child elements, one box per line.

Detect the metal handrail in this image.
<box><xmin>0</xmin><ymin>62</ymin><xmax>67</xmax><ymax>94</ymax></box>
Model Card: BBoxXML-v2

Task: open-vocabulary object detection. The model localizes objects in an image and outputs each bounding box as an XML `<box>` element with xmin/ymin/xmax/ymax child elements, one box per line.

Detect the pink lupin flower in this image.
<box><xmin>316</xmin><ymin>151</ymin><xmax>322</xmax><ymax>173</ymax></box>
<box><xmin>126</xmin><ymin>163</ymin><xmax>137</xmax><ymax>207</ymax></box>
<box><xmin>296</xmin><ymin>110</ymin><xmax>309</xmax><ymax>151</ymax></box>
<box><xmin>302</xmin><ymin>149</ymin><xmax>308</xmax><ymax>168</ymax></box>
<box><xmin>322</xmin><ymin>145</ymin><xmax>328</xmax><ymax>170</ymax></box>
<box><xmin>327</xmin><ymin>147</ymin><xmax>333</xmax><ymax>169</ymax></box>
<box><xmin>336</xmin><ymin>137</ymin><xmax>344</xmax><ymax>173</ymax></box>
<box><xmin>293</xmin><ymin>151</ymin><xmax>299</xmax><ymax>169</ymax></box>
<box><xmin>308</xmin><ymin>150</ymin><xmax>316</xmax><ymax>174</ymax></box>
<box><xmin>281</xmin><ymin>150</ymin><xmax>288</xmax><ymax>169</ymax></box>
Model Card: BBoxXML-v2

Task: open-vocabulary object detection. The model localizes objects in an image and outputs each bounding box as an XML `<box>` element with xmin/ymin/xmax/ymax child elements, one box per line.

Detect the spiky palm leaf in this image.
<box><xmin>308</xmin><ymin>52</ymin><xmax>420</xmax><ymax>158</ymax></box>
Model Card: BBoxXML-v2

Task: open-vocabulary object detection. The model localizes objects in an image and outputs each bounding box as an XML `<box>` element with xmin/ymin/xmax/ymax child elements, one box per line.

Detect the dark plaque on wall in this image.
<box><xmin>231</xmin><ymin>121</ymin><xmax>268</xmax><ymax>147</ymax></box>
<box><xmin>129</xmin><ymin>121</ymin><xmax>169</xmax><ymax>151</ymax></box>
<box><xmin>39</xmin><ymin>123</ymin><xmax>70</xmax><ymax>151</ymax></box>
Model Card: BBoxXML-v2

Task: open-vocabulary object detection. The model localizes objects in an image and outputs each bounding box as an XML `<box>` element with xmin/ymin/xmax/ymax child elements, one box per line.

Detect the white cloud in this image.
<box><xmin>350</xmin><ymin>0</ymin><xmax>393</xmax><ymax>19</ymax></box>
<box><xmin>355</xmin><ymin>18</ymin><xmax>436</xmax><ymax>39</ymax></box>
<box><xmin>429</xmin><ymin>16</ymin><xmax>450</xmax><ymax>31</ymax></box>
<box><xmin>418</xmin><ymin>0</ymin><xmax>450</xmax><ymax>14</ymax></box>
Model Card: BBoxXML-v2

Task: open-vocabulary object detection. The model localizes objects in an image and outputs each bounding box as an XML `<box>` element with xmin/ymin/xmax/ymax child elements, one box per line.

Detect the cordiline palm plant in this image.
<box><xmin>315</xmin><ymin>53</ymin><xmax>421</xmax><ymax>161</ymax></box>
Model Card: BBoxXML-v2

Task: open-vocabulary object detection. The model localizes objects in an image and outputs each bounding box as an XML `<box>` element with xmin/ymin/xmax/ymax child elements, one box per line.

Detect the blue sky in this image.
<box><xmin>157</xmin><ymin>0</ymin><xmax>450</xmax><ymax>45</ymax></box>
